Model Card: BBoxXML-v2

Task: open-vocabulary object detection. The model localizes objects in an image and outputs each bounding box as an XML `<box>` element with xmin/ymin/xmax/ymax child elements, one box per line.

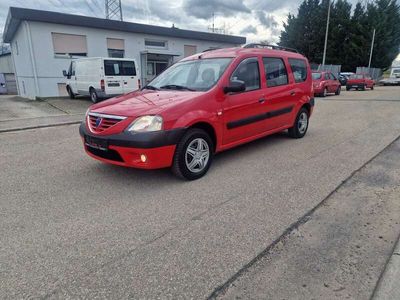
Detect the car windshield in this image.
<box><xmin>350</xmin><ymin>74</ymin><xmax>364</xmax><ymax>79</ymax></box>
<box><xmin>312</xmin><ymin>72</ymin><xmax>322</xmax><ymax>80</ymax></box>
<box><xmin>145</xmin><ymin>58</ymin><xmax>232</xmax><ymax>92</ymax></box>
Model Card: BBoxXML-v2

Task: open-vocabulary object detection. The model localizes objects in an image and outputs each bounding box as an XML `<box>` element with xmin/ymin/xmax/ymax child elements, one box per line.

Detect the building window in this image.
<box><xmin>51</xmin><ymin>33</ymin><xmax>87</xmax><ymax>58</ymax></box>
<box><xmin>107</xmin><ymin>38</ymin><xmax>124</xmax><ymax>58</ymax></box>
<box><xmin>145</xmin><ymin>39</ymin><xmax>167</xmax><ymax>49</ymax></box>
<box><xmin>184</xmin><ymin>45</ymin><xmax>197</xmax><ymax>57</ymax></box>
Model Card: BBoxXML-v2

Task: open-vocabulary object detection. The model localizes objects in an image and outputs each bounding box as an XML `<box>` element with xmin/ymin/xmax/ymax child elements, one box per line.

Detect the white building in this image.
<box><xmin>3</xmin><ymin>7</ymin><xmax>245</xmax><ymax>99</ymax></box>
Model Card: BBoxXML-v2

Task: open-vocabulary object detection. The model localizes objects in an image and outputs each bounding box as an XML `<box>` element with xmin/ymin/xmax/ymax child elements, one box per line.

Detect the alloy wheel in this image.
<box><xmin>185</xmin><ymin>138</ymin><xmax>210</xmax><ymax>173</ymax></box>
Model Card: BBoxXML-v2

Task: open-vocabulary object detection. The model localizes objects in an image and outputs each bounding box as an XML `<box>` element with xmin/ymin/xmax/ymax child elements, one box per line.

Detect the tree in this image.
<box><xmin>278</xmin><ymin>0</ymin><xmax>400</xmax><ymax>71</ymax></box>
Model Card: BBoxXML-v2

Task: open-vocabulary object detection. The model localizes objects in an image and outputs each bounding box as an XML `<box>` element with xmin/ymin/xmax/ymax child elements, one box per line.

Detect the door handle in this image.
<box><xmin>290</xmin><ymin>91</ymin><xmax>296</xmax><ymax>96</ymax></box>
<box><xmin>258</xmin><ymin>97</ymin><xmax>266</xmax><ymax>103</ymax></box>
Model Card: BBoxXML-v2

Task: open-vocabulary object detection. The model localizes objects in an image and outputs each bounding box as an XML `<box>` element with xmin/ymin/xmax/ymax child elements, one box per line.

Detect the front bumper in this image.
<box><xmin>79</xmin><ymin>123</ymin><xmax>186</xmax><ymax>169</ymax></box>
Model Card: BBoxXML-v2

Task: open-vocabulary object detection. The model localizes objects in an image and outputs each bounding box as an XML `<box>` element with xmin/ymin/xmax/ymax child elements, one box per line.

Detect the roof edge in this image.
<box><xmin>2</xmin><ymin>7</ymin><xmax>246</xmax><ymax>45</ymax></box>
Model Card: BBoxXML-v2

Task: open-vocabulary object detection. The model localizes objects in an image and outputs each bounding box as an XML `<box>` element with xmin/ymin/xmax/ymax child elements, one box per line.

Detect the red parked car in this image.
<box><xmin>312</xmin><ymin>71</ymin><xmax>341</xmax><ymax>97</ymax></box>
<box><xmin>346</xmin><ymin>74</ymin><xmax>375</xmax><ymax>91</ymax></box>
<box><xmin>79</xmin><ymin>44</ymin><xmax>314</xmax><ymax>180</ymax></box>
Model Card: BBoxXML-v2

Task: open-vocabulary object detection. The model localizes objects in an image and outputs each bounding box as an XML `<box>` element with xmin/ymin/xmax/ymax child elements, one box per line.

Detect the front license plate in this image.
<box><xmin>84</xmin><ymin>135</ymin><xmax>108</xmax><ymax>150</ymax></box>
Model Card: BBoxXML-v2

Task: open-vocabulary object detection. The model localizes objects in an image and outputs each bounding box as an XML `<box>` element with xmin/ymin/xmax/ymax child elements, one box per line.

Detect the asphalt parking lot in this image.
<box><xmin>1</xmin><ymin>86</ymin><xmax>400</xmax><ymax>299</ymax></box>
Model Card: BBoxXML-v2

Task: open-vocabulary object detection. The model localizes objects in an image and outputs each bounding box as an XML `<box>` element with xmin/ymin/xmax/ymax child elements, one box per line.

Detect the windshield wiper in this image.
<box><xmin>142</xmin><ymin>85</ymin><xmax>159</xmax><ymax>91</ymax></box>
<box><xmin>160</xmin><ymin>84</ymin><xmax>195</xmax><ymax>91</ymax></box>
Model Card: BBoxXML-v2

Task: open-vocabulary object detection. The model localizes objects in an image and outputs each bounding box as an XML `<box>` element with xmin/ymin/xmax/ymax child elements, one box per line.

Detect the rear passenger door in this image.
<box><xmin>262</xmin><ymin>57</ymin><xmax>294</xmax><ymax>129</ymax></box>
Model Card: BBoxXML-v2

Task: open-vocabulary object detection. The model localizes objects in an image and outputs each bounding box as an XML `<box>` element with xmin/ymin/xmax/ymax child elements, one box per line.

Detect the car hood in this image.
<box><xmin>89</xmin><ymin>89</ymin><xmax>204</xmax><ymax>117</ymax></box>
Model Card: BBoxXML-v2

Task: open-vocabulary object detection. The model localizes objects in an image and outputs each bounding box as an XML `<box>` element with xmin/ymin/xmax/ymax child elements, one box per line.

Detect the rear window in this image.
<box><xmin>288</xmin><ymin>58</ymin><xmax>308</xmax><ymax>83</ymax></box>
<box><xmin>104</xmin><ymin>60</ymin><xmax>136</xmax><ymax>76</ymax></box>
<box><xmin>350</xmin><ymin>74</ymin><xmax>363</xmax><ymax>79</ymax></box>
<box><xmin>312</xmin><ymin>72</ymin><xmax>322</xmax><ymax>80</ymax></box>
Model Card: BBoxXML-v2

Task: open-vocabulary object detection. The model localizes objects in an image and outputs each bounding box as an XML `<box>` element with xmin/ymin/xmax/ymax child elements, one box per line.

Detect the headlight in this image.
<box><xmin>127</xmin><ymin>115</ymin><xmax>163</xmax><ymax>132</ymax></box>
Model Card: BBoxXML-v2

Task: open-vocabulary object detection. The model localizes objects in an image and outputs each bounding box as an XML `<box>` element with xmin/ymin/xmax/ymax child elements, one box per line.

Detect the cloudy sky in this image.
<box><xmin>0</xmin><ymin>0</ymin><xmax>366</xmax><ymax>43</ymax></box>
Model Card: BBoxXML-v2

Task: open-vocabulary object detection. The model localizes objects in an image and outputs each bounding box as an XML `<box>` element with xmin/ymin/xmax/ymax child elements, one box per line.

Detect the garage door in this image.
<box><xmin>4</xmin><ymin>73</ymin><xmax>17</xmax><ymax>95</ymax></box>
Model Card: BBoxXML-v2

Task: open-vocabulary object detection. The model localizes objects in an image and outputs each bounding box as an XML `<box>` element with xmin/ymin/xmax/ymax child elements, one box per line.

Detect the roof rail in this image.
<box><xmin>202</xmin><ymin>47</ymin><xmax>222</xmax><ymax>52</ymax></box>
<box><xmin>242</xmin><ymin>43</ymin><xmax>299</xmax><ymax>53</ymax></box>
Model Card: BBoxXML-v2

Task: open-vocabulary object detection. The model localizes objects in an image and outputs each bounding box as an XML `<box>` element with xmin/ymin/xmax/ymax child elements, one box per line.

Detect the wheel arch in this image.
<box><xmin>187</xmin><ymin>122</ymin><xmax>217</xmax><ymax>152</ymax></box>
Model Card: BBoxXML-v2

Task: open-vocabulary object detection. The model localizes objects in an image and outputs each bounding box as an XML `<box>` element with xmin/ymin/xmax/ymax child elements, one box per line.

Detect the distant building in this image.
<box><xmin>2</xmin><ymin>7</ymin><xmax>246</xmax><ymax>99</ymax></box>
<box><xmin>0</xmin><ymin>51</ymin><xmax>17</xmax><ymax>94</ymax></box>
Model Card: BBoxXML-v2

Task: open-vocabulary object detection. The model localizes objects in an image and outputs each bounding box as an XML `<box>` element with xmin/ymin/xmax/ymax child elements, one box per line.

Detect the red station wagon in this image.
<box><xmin>312</xmin><ymin>71</ymin><xmax>341</xmax><ymax>97</ymax></box>
<box><xmin>79</xmin><ymin>44</ymin><xmax>314</xmax><ymax>180</ymax></box>
<box><xmin>346</xmin><ymin>74</ymin><xmax>375</xmax><ymax>91</ymax></box>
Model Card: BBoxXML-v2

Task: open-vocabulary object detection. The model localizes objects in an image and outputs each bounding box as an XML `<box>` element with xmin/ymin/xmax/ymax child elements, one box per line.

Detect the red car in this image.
<box><xmin>312</xmin><ymin>71</ymin><xmax>341</xmax><ymax>97</ymax></box>
<box><xmin>80</xmin><ymin>45</ymin><xmax>314</xmax><ymax>180</ymax></box>
<box><xmin>346</xmin><ymin>74</ymin><xmax>375</xmax><ymax>91</ymax></box>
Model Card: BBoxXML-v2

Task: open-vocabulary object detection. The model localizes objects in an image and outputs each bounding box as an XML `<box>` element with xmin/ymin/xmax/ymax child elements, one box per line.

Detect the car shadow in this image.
<box><xmin>86</xmin><ymin>130</ymin><xmax>292</xmax><ymax>185</ymax></box>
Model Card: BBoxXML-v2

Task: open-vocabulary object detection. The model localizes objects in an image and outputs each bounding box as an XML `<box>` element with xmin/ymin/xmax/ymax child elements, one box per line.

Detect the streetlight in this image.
<box><xmin>368</xmin><ymin>28</ymin><xmax>376</xmax><ymax>68</ymax></box>
<box><xmin>322</xmin><ymin>0</ymin><xmax>331</xmax><ymax>66</ymax></box>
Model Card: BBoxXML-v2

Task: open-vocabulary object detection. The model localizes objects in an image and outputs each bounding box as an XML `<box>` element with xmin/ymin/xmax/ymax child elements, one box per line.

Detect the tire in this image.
<box><xmin>288</xmin><ymin>107</ymin><xmax>309</xmax><ymax>139</ymax></box>
<box><xmin>67</xmin><ymin>86</ymin><xmax>75</xmax><ymax>99</ymax></box>
<box><xmin>322</xmin><ymin>87</ymin><xmax>327</xmax><ymax>97</ymax></box>
<box><xmin>371</xmin><ymin>85</ymin><xmax>374</xmax><ymax>90</ymax></box>
<box><xmin>361</xmin><ymin>84</ymin><xmax>366</xmax><ymax>91</ymax></box>
<box><xmin>346</xmin><ymin>86</ymin><xmax>351</xmax><ymax>91</ymax></box>
<box><xmin>89</xmin><ymin>88</ymin><xmax>99</xmax><ymax>103</ymax></box>
<box><xmin>335</xmin><ymin>86</ymin><xmax>341</xmax><ymax>95</ymax></box>
<box><xmin>171</xmin><ymin>128</ymin><xmax>213</xmax><ymax>180</ymax></box>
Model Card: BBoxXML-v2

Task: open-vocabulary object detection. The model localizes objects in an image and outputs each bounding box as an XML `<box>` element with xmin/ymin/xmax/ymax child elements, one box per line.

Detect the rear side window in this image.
<box><xmin>230</xmin><ymin>58</ymin><xmax>260</xmax><ymax>91</ymax></box>
<box><xmin>104</xmin><ymin>60</ymin><xmax>136</xmax><ymax>76</ymax></box>
<box><xmin>263</xmin><ymin>57</ymin><xmax>288</xmax><ymax>87</ymax></box>
<box><xmin>329</xmin><ymin>73</ymin><xmax>337</xmax><ymax>80</ymax></box>
<box><xmin>288</xmin><ymin>58</ymin><xmax>307</xmax><ymax>83</ymax></box>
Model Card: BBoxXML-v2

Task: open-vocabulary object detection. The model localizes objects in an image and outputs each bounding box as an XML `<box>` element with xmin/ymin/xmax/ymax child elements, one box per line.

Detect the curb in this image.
<box><xmin>0</xmin><ymin>121</ymin><xmax>82</xmax><ymax>133</ymax></box>
<box><xmin>372</xmin><ymin>233</ymin><xmax>400</xmax><ymax>300</ymax></box>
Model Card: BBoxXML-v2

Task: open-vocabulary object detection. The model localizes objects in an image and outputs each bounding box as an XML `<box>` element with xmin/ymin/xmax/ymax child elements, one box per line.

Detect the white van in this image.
<box><xmin>63</xmin><ymin>57</ymin><xmax>139</xmax><ymax>103</ymax></box>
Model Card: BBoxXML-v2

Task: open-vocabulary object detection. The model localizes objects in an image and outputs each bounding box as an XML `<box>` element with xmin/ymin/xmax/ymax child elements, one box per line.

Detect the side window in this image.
<box><xmin>329</xmin><ymin>73</ymin><xmax>337</xmax><ymax>80</ymax></box>
<box><xmin>263</xmin><ymin>57</ymin><xmax>288</xmax><ymax>87</ymax></box>
<box><xmin>288</xmin><ymin>58</ymin><xmax>307</xmax><ymax>83</ymax></box>
<box><xmin>230</xmin><ymin>58</ymin><xmax>260</xmax><ymax>91</ymax></box>
<box><xmin>324</xmin><ymin>73</ymin><xmax>330</xmax><ymax>80</ymax></box>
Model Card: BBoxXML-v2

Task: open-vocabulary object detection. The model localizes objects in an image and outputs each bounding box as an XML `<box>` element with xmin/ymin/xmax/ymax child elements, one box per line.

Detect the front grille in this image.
<box><xmin>88</xmin><ymin>113</ymin><xmax>125</xmax><ymax>133</ymax></box>
<box><xmin>86</xmin><ymin>146</ymin><xmax>124</xmax><ymax>162</ymax></box>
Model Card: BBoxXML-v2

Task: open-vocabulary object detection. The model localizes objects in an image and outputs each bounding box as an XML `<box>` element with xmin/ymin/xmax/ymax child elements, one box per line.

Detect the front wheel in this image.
<box><xmin>361</xmin><ymin>84</ymin><xmax>366</xmax><ymax>91</ymax></box>
<box><xmin>67</xmin><ymin>86</ymin><xmax>75</xmax><ymax>99</ymax></box>
<box><xmin>172</xmin><ymin>128</ymin><xmax>213</xmax><ymax>180</ymax></box>
<box><xmin>335</xmin><ymin>86</ymin><xmax>341</xmax><ymax>95</ymax></box>
<box><xmin>288</xmin><ymin>108</ymin><xmax>309</xmax><ymax>139</ymax></box>
<box><xmin>322</xmin><ymin>87</ymin><xmax>327</xmax><ymax>97</ymax></box>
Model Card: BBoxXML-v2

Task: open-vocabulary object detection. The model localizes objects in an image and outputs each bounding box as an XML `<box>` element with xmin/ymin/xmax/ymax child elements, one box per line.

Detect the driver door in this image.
<box><xmin>222</xmin><ymin>57</ymin><xmax>267</xmax><ymax>145</ymax></box>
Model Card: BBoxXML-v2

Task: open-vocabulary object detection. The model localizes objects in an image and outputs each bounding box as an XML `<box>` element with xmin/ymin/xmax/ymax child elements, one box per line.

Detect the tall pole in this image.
<box><xmin>322</xmin><ymin>0</ymin><xmax>331</xmax><ymax>66</ymax></box>
<box><xmin>368</xmin><ymin>28</ymin><xmax>376</xmax><ymax>68</ymax></box>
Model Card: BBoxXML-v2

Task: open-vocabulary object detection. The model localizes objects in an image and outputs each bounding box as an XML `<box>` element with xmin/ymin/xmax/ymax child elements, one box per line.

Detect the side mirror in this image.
<box><xmin>224</xmin><ymin>80</ymin><xmax>246</xmax><ymax>94</ymax></box>
<box><xmin>62</xmin><ymin>70</ymin><xmax>68</xmax><ymax>77</ymax></box>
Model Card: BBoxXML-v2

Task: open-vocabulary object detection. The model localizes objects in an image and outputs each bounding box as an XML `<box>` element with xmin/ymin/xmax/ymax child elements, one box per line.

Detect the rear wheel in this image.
<box><xmin>67</xmin><ymin>86</ymin><xmax>75</xmax><ymax>99</ymax></box>
<box><xmin>172</xmin><ymin>128</ymin><xmax>213</xmax><ymax>180</ymax></box>
<box><xmin>335</xmin><ymin>86</ymin><xmax>341</xmax><ymax>95</ymax></box>
<box><xmin>89</xmin><ymin>88</ymin><xmax>99</xmax><ymax>103</ymax></box>
<box><xmin>288</xmin><ymin>108</ymin><xmax>309</xmax><ymax>139</ymax></box>
<box><xmin>371</xmin><ymin>85</ymin><xmax>374</xmax><ymax>90</ymax></box>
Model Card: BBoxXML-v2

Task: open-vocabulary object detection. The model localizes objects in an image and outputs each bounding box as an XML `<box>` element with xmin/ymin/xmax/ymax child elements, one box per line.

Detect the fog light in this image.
<box><xmin>140</xmin><ymin>154</ymin><xmax>147</xmax><ymax>163</ymax></box>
